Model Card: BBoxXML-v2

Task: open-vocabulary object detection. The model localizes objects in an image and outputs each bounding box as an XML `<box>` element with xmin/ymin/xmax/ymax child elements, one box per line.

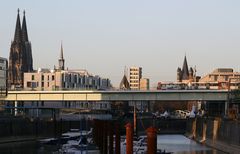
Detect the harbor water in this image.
<box><xmin>157</xmin><ymin>135</ymin><xmax>226</xmax><ymax>154</ymax></box>
<box><xmin>0</xmin><ymin>135</ymin><xmax>227</xmax><ymax>154</ymax></box>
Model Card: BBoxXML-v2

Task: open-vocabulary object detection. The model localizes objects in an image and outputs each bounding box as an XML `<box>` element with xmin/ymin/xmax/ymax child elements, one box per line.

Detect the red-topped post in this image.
<box><xmin>146</xmin><ymin>126</ymin><xmax>157</xmax><ymax>154</ymax></box>
<box><xmin>125</xmin><ymin>122</ymin><xmax>133</xmax><ymax>154</ymax></box>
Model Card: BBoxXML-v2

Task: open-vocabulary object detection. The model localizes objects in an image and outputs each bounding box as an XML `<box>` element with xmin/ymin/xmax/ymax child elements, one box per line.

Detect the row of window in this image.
<box><xmin>130</xmin><ymin>80</ymin><xmax>139</xmax><ymax>83</ymax></box>
<box><xmin>130</xmin><ymin>73</ymin><xmax>140</xmax><ymax>75</ymax></box>
<box><xmin>130</xmin><ymin>76</ymin><xmax>139</xmax><ymax>79</ymax></box>
<box><xmin>130</xmin><ymin>68</ymin><xmax>141</xmax><ymax>71</ymax></box>
<box><xmin>31</xmin><ymin>75</ymin><xmax>55</xmax><ymax>81</ymax></box>
<box><xmin>0</xmin><ymin>59</ymin><xmax>5</xmax><ymax>64</ymax></box>
<box><xmin>27</xmin><ymin>82</ymin><xmax>51</xmax><ymax>88</ymax></box>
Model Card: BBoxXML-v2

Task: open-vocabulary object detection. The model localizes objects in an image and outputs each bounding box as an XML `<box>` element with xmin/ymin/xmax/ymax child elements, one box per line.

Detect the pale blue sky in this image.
<box><xmin>1</xmin><ymin>0</ymin><xmax>240</xmax><ymax>87</ymax></box>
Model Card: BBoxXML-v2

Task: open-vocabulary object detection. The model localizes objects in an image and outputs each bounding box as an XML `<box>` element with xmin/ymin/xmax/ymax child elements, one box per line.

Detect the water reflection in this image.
<box><xmin>157</xmin><ymin>135</ymin><xmax>226</xmax><ymax>154</ymax></box>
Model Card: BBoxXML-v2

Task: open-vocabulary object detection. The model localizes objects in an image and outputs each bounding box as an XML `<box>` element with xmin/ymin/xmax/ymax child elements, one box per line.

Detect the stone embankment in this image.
<box><xmin>186</xmin><ymin>117</ymin><xmax>240</xmax><ymax>154</ymax></box>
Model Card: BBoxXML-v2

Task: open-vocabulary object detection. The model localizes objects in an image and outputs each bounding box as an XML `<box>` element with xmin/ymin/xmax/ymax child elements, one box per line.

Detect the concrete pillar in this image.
<box><xmin>213</xmin><ymin>119</ymin><xmax>219</xmax><ymax>143</ymax></box>
<box><xmin>192</xmin><ymin>118</ymin><xmax>197</xmax><ymax>139</ymax></box>
<box><xmin>14</xmin><ymin>100</ymin><xmax>18</xmax><ymax>116</ymax></box>
<box><xmin>149</xmin><ymin>101</ymin><xmax>155</xmax><ymax>112</ymax></box>
<box><xmin>225</xmin><ymin>101</ymin><xmax>228</xmax><ymax>116</ymax></box>
<box><xmin>146</xmin><ymin>127</ymin><xmax>157</xmax><ymax>154</ymax></box>
<box><xmin>115</xmin><ymin>122</ymin><xmax>121</xmax><ymax>154</ymax></box>
<box><xmin>202</xmin><ymin>120</ymin><xmax>207</xmax><ymax>142</ymax></box>
<box><xmin>125</xmin><ymin>122</ymin><xmax>133</xmax><ymax>154</ymax></box>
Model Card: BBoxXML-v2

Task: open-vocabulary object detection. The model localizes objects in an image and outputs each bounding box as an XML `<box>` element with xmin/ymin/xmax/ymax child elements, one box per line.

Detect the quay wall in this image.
<box><xmin>0</xmin><ymin>117</ymin><xmax>93</xmax><ymax>140</ymax></box>
<box><xmin>0</xmin><ymin>116</ymin><xmax>187</xmax><ymax>143</ymax></box>
<box><xmin>186</xmin><ymin>117</ymin><xmax>240</xmax><ymax>154</ymax></box>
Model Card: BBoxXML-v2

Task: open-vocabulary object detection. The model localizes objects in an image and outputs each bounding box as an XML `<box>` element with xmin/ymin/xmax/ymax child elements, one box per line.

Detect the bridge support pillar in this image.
<box><xmin>213</xmin><ymin>118</ymin><xmax>220</xmax><ymax>143</ymax></box>
<box><xmin>202</xmin><ymin>119</ymin><xmax>207</xmax><ymax>142</ymax></box>
<box><xmin>224</xmin><ymin>101</ymin><xmax>228</xmax><ymax>116</ymax></box>
<box><xmin>14</xmin><ymin>100</ymin><xmax>18</xmax><ymax>116</ymax></box>
<box><xmin>192</xmin><ymin>118</ymin><xmax>197</xmax><ymax>139</ymax></box>
<box><xmin>149</xmin><ymin>101</ymin><xmax>155</xmax><ymax>112</ymax></box>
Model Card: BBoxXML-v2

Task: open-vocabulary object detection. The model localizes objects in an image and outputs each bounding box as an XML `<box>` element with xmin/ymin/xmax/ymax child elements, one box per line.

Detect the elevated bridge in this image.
<box><xmin>0</xmin><ymin>90</ymin><xmax>231</xmax><ymax>117</ymax></box>
<box><xmin>2</xmin><ymin>90</ymin><xmax>229</xmax><ymax>101</ymax></box>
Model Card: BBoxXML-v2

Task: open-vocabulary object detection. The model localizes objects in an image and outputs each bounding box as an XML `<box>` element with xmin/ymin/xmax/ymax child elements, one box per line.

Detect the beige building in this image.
<box><xmin>24</xmin><ymin>68</ymin><xmax>60</xmax><ymax>91</ymax></box>
<box><xmin>24</xmin><ymin>68</ymin><xmax>111</xmax><ymax>91</ymax></box>
<box><xmin>199</xmin><ymin>68</ymin><xmax>240</xmax><ymax>90</ymax></box>
<box><xmin>140</xmin><ymin>78</ymin><xmax>150</xmax><ymax>90</ymax></box>
<box><xmin>200</xmin><ymin>68</ymin><xmax>240</xmax><ymax>82</ymax></box>
<box><xmin>129</xmin><ymin>67</ymin><xmax>142</xmax><ymax>90</ymax></box>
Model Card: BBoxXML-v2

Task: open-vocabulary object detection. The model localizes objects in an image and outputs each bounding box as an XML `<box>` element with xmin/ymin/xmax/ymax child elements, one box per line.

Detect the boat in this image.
<box><xmin>59</xmin><ymin>133</ymin><xmax>99</xmax><ymax>153</ymax></box>
<box><xmin>39</xmin><ymin>128</ymin><xmax>93</xmax><ymax>145</ymax></box>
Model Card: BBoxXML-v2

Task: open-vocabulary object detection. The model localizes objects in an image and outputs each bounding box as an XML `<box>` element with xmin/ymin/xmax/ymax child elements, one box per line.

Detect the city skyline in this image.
<box><xmin>1</xmin><ymin>1</ymin><xmax>240</xmax><ymax>87</ymax></box>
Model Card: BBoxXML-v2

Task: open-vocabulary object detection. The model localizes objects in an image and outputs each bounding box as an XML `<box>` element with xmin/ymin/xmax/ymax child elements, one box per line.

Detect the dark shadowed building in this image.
<box><xmin>119</xmin><ymin>74</ymin><xmax>130</xmax><ymax>90</ymax></box>
<box><xmin>177</xmin><ymin>55</ymin><xmax>196</xmax><ymax>83</ymax></box>
<box><xmin>8</xmin><ymin>9</ymin><xmax>33</xmax><ymax>88</ymax></box>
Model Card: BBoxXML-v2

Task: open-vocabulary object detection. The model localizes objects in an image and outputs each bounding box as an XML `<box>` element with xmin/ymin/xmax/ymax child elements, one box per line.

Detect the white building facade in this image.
<box><xmin>24</xmin><ymin>68</ymin><xmax>111</xmax><ymax>91</ymax></box>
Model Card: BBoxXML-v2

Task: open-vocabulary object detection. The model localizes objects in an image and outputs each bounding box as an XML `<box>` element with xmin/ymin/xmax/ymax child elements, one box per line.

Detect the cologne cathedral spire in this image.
<box><xmin>14</xmin><ymin>9</ymin><xmax>22</xmax><ymax>43</ymax></box>
<box><xmin>8</xmin><ymin>9</ymin><xmax>33</xmax><ymax>88</ymax></box>
<box><xmin>22</xmin><ymin>10</ymin><xmax>33</xmax><ymax>72</ymax></box>
<box><xmin>22</xmin><ymin>10</ymin><xmax>28</xmax><ymax>42</ymax></box>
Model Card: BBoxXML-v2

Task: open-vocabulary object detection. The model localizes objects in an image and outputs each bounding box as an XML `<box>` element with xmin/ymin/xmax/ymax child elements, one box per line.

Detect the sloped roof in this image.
<box><xmin>119</xmin><ymin>75</ymin><xmax>130</xmax><ymax>90</ymax></box>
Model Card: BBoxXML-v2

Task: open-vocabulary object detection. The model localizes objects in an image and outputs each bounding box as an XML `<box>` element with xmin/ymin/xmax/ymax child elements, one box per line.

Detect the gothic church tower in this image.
<box><xmin>8</xmin><ymin>9</ymin><xmax>33</xmax><ymax>88</ymax></box>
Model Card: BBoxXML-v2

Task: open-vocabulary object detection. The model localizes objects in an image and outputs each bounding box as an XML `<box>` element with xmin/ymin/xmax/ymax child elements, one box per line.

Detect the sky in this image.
<box><xmin>1</xmin><ymin>0</ymin><xmax>240</xmax><ymax>88</ymax></box>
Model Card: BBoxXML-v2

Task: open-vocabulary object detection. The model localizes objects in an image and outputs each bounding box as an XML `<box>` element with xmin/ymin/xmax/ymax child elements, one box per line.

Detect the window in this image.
<box><xmin>47</xmin><ymin>75</ymin><xmax>49</xmax><ymax>81</ymax></box>
<box><xmin>225</xmin><ymin>76</ymin><xmax>229</xmax><ymax>81</ymax></box>
<box><xmin>74</xmin><ymin>75</ymin><xmax>77</xmax><ymax>83</ymax></box>
<box><xmin>52</xmin><ymin>75</ymin><xmax>55</xmax><ymax>81</ymax></box>
<box><xmin>41</xmin><ymin>82</ymin><xmax>44</xmax><ymax>87</ymax></box>
<box><xmin>27</xmin><ymin>82</ymin><xmax>32</xmax><ymax>88</ymax></box>
<box><xmin>31</xmin><ymin>75</ymin><xmax>34</xmax><ymax>80</ymax></box>
<box><xmin>41</xmin><ymin>75</ymin><xmax>44</xmax><ymax>81</ymax></box>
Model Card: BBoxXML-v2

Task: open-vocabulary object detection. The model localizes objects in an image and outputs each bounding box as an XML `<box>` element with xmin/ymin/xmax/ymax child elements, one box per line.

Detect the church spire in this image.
<box><xmin>181</xmin><ymin>55</ymin><xmax>189</xmax><ymax>80</ymax></box>
<box><xmin>60</xmin><ymin>42</ymin><xmax>64</xmax><ymax>59</ymax></box>
<box><xmin>9</xmin><ymin>9</ymin><xmax>34</xmax><ymax>88</ymax></box>
<box><xmin>14</xmin><ymin>9</ymin><xmax>22</xmax><ymax>42</ymax></box>
<box><xmin>22</xmin><ymin>10</ymin><xmax>29</xmax><ymax>42</ymax></box>
<box><xmin>58</xmin><ymin>42</ymin><xmax>65</xmax><ymax>70</ymax></box>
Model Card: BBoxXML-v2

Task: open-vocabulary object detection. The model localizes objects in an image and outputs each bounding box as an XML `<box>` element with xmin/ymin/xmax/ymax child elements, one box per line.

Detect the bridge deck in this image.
<box><xmin>1</xmin><ymin>90</ymin><xmax>229</xmax><ymax>101</ymax></box>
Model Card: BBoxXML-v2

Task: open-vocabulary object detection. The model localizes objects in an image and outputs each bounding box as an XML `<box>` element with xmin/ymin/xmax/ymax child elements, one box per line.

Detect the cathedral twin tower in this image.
<box><xmin>8</xmin><ymin>9</ymin><xmax>33</xmax><ymax>88</ymax></box>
